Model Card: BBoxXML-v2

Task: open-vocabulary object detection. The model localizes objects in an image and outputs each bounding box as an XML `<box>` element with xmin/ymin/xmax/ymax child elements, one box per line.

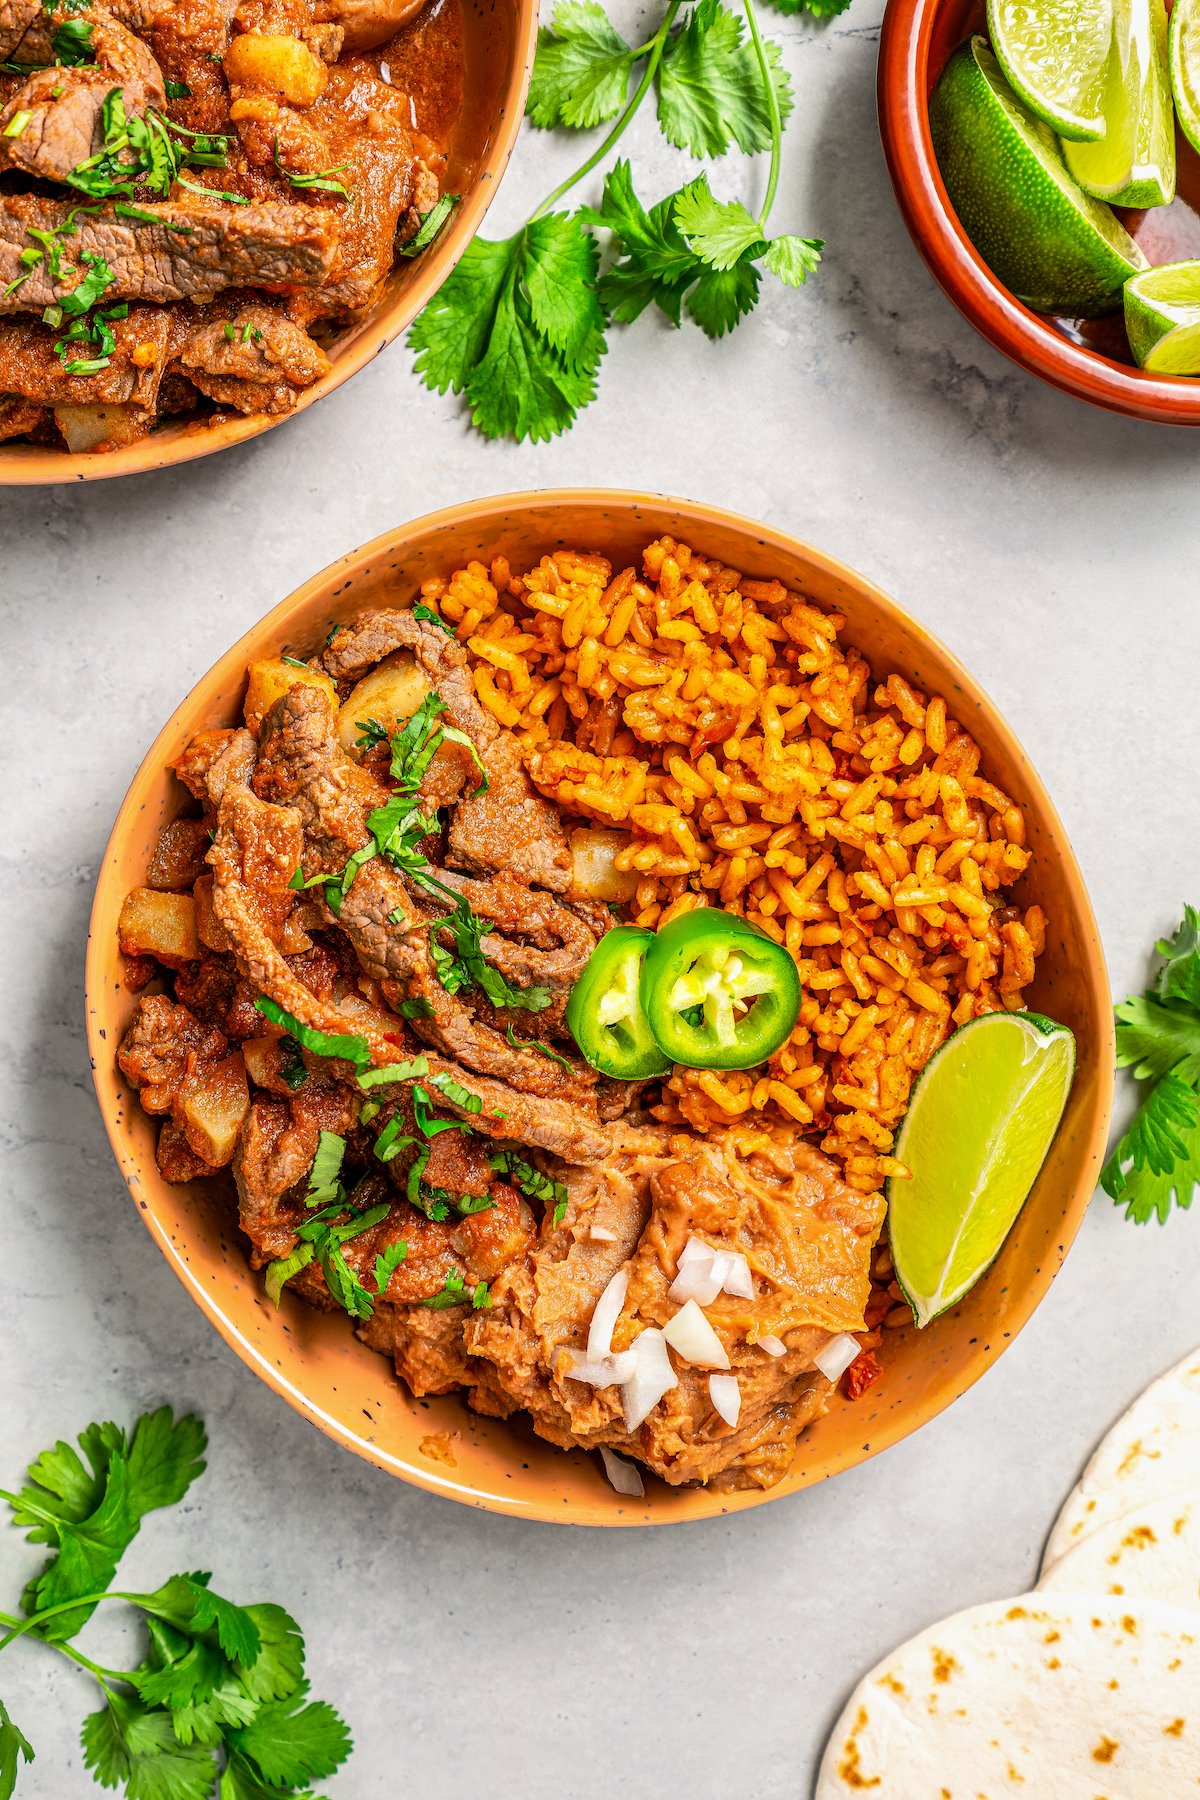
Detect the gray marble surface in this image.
<box><xmin>2</xmin><ymin>0</ymin><xmax>1199</xmax><ymax>1789</ymax></box>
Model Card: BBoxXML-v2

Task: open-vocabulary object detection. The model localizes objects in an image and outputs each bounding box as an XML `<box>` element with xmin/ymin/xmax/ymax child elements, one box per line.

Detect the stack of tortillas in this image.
<box><xmin>816</xmin><ymin>1346</ymin><xmax>1200</xmax><ymax>1795</ymax></box>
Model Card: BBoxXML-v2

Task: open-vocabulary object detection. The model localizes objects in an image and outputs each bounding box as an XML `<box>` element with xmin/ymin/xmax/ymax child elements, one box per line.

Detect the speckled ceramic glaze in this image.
<box><xmin>85</xmin><ymin>490</ymin><xmax>1114</xmax><ymax>1524</ymax></box>
<box><xmin>879</xmin><ymin>0</ymin><xmax>1200</xmax><ymax>424</ymax></box>
<box><xmin>0</xmin><ymin>0</ymin><xmax>537</xmax><ymax>486</ymax></box>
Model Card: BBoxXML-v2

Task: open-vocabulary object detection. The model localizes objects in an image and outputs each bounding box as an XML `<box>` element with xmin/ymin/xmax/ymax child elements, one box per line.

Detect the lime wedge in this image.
<box><xmin>1061</xmin><ymin>0</ymin><xmax>1175</xmax><ymax>206</ymax></box>
<box><xmin>930</xmin><ymin>37</ymin><xmax>1149</xmax><ymax>316</ymax></box>
<box><xmin>987</xmin><ymin>0</ymin><xmax>1113</xmax><ymax>141</ymax></box>
<box><xmin>1124</xmin><ymin>261</ymin><xmax>1200</xmax><ymax>372</ymax></box>
<box><xmin>1170</xmin><ymin>0</ymin><xmax>1200</xmax><ymax>156</ymax></box>
<box><xmin>885</xmin><ymin>1012</ymin><xmax>1076</xmax><ymax>1329</ymax></box>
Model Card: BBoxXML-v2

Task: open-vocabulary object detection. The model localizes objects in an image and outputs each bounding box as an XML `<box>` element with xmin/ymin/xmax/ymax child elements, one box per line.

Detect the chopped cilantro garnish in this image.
<box><xmin>400</xmin><ymin>995</ymin><xmax>435</xmax><ymax>1019</ymax></box>
<box><xmin>254</xmin><ymin>996</ymin><xmax>372</xmax><ymax>1071</ymax></box>
<box><xmin>421</xmin><ymin>1270</ymin><xmax>491</xmax><ymax>1311</ymax></box>
<box><xmin>274</xmin><ymin>132</ymin><xmax>350</xmax><ymax>196</ymax></box>
<box><xmin>164</xmin><ymin>79</ymin><xmax>191</xmax><ymax>96</ymax></box>
<box><xmin>489</xmin><ymin>1148</ymin><xmax>569</xmax><ymax>1218</ymax></box>
<box><xmin>411</xmin><ymin>602</ymin><xmax>456</xmax><ymax>635</ymax></box>
<box><xmin>504</xmin><ymin>1023</ymin><xmax>573</xmax><ymax>1070</ymax></box>
<box><xmin>395</xmin><ymin>193</ymin><xmax>459</xmax><ymax>258</ymax></box>
<box><xmin>265</xmin><ymin>1196</ymin><xmax>398</xmax><ymax>1317</ymax></box>
<box><xmin>277</xmin><ymin>1033</ymin><xmax>307</xmax><ymax>1091</ymax></box>
<box><xmin>280</xmin><ymin>653</ymin><xmax>309</xmax><ymax>668</ymax></box>
<box><xmin>357</xmin><ymin>1059</ymin><xmax>429</xmax><ymax>1089</ymax></box>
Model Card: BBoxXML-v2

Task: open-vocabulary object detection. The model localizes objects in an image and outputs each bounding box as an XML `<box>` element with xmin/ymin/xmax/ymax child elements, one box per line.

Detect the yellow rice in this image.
<box><xmin>417</xmin><ymin>537</ymin><xmax>1045</xmax><ymax>1200</ymax></box>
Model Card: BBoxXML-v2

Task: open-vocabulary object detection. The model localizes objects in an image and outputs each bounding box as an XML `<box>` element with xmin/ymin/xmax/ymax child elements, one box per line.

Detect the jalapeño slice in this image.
<box><xmin>565</xmin><ymin>927</ymin><xmax>672</xmax><ymax>1079</ymax></box>
<box><xmin>639</xmin><ymin>910</ymin><xmax>800</xmax><ymax>1070</ymax></box>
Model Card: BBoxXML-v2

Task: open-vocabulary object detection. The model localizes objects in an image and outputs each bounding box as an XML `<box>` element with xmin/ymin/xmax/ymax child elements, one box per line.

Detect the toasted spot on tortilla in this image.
<box><xmin>1122</xmin><ymin>1615</ymin><xmax>1137</xmax><ymax>1634</ymax></box>
<box><xmin>931</xmin><ymin>1648</ymin><xmax>959</xmax><ymax>1682</ymax></box>
<box><xmin>1007</xmin><ymin>1762</ymin><xmax>1025</xmax><ymax>1781</ymax></box>
<box><xmin>1108</xmin><ymin>1680</ymin><xmax>1119</xmax><ymax>1689</ymax></box>
<box><xmin>836</xmin><ymin>1710</ymin><xmax>881</xmax><ymax>1789</ymax></box>
<box><xmin>876</xmin><ymin>1673</ymin><xmax>905</xmax><ymax>1695</ymax></box>
<box><xmin>1091</xmin><ymin>1738</ymin><xmax>1118</xmax><ymax>1763</ymax></box>
<box><xmin>1044</xmin><ymin>1630</ymin><xmax>1061</xmax><ymax>1643</ymax></box>
<box><xmin>1129</xmin><ymin>1525</ymin><xmax>1157</xmax><ymax>1546</ymax></box>
<box><xmin>1117</xmin><ymin>1437</ymin><xmax>1161</xmax><ymax>1476</ymax></box>
<box><xmin>1176</xmin><ymin>1517</ymin><xmax>1187</xmax><ymax>1534</ymax></box>
<box><xmin>1164</xmin><ymin>1718</ymin><xmax>1185</xmax><ymax>1736</ymax></box>
<box><xmin>1006</xmin><ymin>1607</ymin><xmax>1028</xmax><ymax>1621</ymax></box>
<box><xmin>1047</xmin><ymin>1658</ymin><xmax>1061</xmax><ymax>1669</ymax></box>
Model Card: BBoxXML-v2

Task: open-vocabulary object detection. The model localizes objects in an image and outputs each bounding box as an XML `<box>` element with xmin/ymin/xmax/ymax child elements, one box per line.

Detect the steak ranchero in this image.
<box><xmin>0</xmin><ymin>0</ymin><xmax>459</xmax><ymax>447</ymax></box>
<box><xmin>115</xmin><ymin>601</ymin><xmax>884</xmax><ymax>1491</ymax></box>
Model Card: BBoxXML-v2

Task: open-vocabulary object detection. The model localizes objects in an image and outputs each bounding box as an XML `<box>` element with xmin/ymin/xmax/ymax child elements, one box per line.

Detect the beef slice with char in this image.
<box><xmin>178</xmin><ymin>298</ymin><xmax>330</xmax><ymax>413</ymax></box>
<box><xmin>0</xmin><ymin>17</ymin><xmax>165</xmax><ymax>182</ymax></box>
<box><xmin>448</xmin><ymin>731</ymin><xmax>573</xmax><ymax>894</ymax></box>
<box><xmin>0</xmin><ymin>194</ymin><xmax>336</xmax><ymax>312</ymax></box>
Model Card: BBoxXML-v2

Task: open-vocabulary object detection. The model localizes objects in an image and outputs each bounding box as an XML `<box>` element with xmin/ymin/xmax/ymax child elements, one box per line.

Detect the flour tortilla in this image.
<box><xmin>1041</xmin><ymin>1345</ymin><xmax>1200</xmax><ymax>1575</ymax></box>
<box><xmin>1036</xmin><ymin>1486</ymin><xmax>1200</xmax><ymax>1615</ymax></box>
<box><xmin>815</xmin><ymin>1595</ymin><xmax>1199</xmax><ymax>1797</ymax></box>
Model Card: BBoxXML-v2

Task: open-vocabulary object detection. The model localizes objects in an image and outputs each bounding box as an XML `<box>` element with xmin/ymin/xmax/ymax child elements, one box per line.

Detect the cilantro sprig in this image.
<box><xmin>409</xmin><ymin>0</ymin><xmax>832</xmax><ymax>441</ymax></box>
<box><xmin>1101</xmin><ymin>905</ymin><xmax>1200</xmax><ymax>1225</ymax></box>
<box><xmin>489</xmin><ymin>1149</ymin><xmax>569</xmax><ymax>1223</ymax></box>
<box><xmin>0</xmin><ymin>1409</ymin><xmax>353</xmax><ymax>1798</ymax></box>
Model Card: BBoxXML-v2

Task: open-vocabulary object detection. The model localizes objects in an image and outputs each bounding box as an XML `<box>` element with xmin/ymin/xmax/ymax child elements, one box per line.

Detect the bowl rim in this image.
<box><xmin>876</xmin><ymin>0</ymin><xmax>1200</xmax><ymax>426</ymax></box>
<box><xmin>0</xmin><ymin>0</ymin><xmax>538</xmax><ymax>487</ymax></box>
<box><xmin>84</xmin><ymin>487</ymin><xmax>1115</xmax><ymax>1523</ymax></box>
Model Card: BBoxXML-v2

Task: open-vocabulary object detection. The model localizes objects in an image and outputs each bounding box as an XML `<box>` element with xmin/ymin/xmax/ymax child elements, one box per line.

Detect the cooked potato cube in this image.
<box><xmin>179</xmin><ymin>1052</ymin><xmax>250</xmax><ymax>1166</ymax></box>
<box><xmin>338</xmin><ymin>650</ymin><xmax>429</xmax><ymax>758</ymax></box>
<box><xmin>147</xmin><ymin>818</ymin><xmax>211</xmax><ymax>891</ymax></box>
<box><xmin>244</xmin><ymin>657</ymin><xmax>340</xmax><ymax>736</ymax></box>
<box><xmin>242</xmin><ymin>1033</ymin><xmax>309</xmax><ymax>1095</ymax></box>
<box><xmin>118</xmin><ymin>888</ymin><xmax>200</xmax><ymax>968</ymax></box>
<box><xmin>224</xmin><ymin>32</ymin><xmax>327</xmax><ymax>104</ymax></box>
<box><xmin>568</xmin><ymin>827</ymin><xmax>638</xmax><ymax>901</ymax></box>
<box><xmin>192</xmin><ymin>874</ymin><xmax>232</xmax><ymax>952</ymax></box>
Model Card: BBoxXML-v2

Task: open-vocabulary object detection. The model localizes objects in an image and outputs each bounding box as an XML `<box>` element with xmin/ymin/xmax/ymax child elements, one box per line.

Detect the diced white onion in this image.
<box><xmin>661</xmin><ymin>1299</ymin><xmax>730</xmax><ymax>1369</ymax></box>
<box><xmin>589</xmin><ymin>1226</ymin><xmax>618</xmax><ymax>1242</ymax></box>
<box><xmin>814</xmin><ymin>1332</ymin><xmax>862</xmax><ymax>1382</ymax></box>
<box><xmin>709</xmin><ymin>1373</ymin><xmax>741</xmax><ymax>1427</ymax></box>
<box><xmin>668</xmin><ymin>1237</ymin><xmax>755</xmax><ymax>1305</ymax></box>
<box><xmin>718</xmin><ymin>1252</ymin><xmax>754</xmax><ymax>1299</ymax></box>
<box><xmin>558</xmin><ymin>1348</ymin><xmax>639</xmax><ymax>1387</ymax></box>
<box><xmin>587</xmin><ymin>1265</ymin><xmax>629</xmax><ymax>1361</ymax></box>
<box><xmin>599</xmin><ymin>1446</ymin><xmax>644</xmax><ymax>1497</ymax></box>
<box><xmin>621</xmin><ymin>1327</ymin><xmax>678</xmax><ymax>1430</ymax></box>
<box><xmin>756</xmin><ymin>1335</ymin><xmax>786</xmax><ymax>1357</ymax></box>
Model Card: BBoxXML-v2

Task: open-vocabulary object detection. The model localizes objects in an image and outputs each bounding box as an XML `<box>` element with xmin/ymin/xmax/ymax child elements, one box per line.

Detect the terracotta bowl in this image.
<box><xmin>878</xmin><ymin>0</ymin><xmax>1200</xmax><ymax>424</ymax></box>
<box><xmin>85</xmin><ymin>490</ymin><xmax>1114</xmax><ymax>1524</ymax></box>
<box><xmin>0</xmin><ymin>0</ymin><xmax>536</xmax><ymax>487</ymax></box>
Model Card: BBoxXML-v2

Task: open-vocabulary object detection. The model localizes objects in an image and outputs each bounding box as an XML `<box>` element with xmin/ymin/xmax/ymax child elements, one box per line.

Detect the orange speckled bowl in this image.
<box><xmin>879</xmin><ymin>0</ymin><xmax>1200</xmax><ymax>425</ymax></box>
<box><xmin>85</xmin><ymin>490</ymin><xmax>1114</xmax><ymax>1524</ymax></box>
<box><xmin>0</xmin><ymin>0</ymin><xmax>536</xmax><ymax>486</ymax></box>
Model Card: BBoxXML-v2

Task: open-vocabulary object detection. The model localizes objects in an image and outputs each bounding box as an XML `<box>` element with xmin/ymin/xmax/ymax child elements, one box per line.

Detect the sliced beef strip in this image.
<box><xmin>322</xmin><ymin>605</ymin><xmax>497</xmax><ymax>755</ymax></box>
<box><xmin>447</xmin><ymin>731</ymin><xmax>573</xmax><ymax>894</ymax></box>
<box><xmin>0</xmin><ymin>394</ymin><xmax>43</xmax><ymax>441</ymax></box>
<box><xmin>0</xmin><ymin>17</ymin><xmax>165</xmax><ymax>183</ymax></box>
<box><xmin>0</xmin><ymin>194</ymin><xmax>336</xmax><ymax>312</ymax></box>
<box><xmin>178</xmin><ymin>299</ymin><xmax>330</xmax><ymax>415</ymax></box>
<box><xmin>253</xmin><ymin>682</ymin><xmax>388</xmax><ymax>873</ymax></box>
<box><xmin>233</xmin><ymin>1076</ymin><xmax>362</xmax><ymax>1259</ymax></box>
<box><xmin>0</xmin><ymin>306</ymin><xmax>173</xmax><ymax>410</ymax></box>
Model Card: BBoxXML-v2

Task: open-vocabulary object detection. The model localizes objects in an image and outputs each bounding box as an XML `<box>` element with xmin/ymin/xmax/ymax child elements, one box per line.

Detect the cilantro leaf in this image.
<box><xmin>0</xmin><ymin>1699</ymin><xmax>34</xmax><ymax>1794</ymax></box>
<box><xmin>226</xmin><ymin>1682</ymin><xmax>352</xmax><ymax>1784</ymax></box>
<box><xmin>232</xmin><ymin>1604</ymin><xmax>306</xmax><ymax>1702</ymax></box>
<box><xmin>396</xmin><ymin>193</ymin><xmax>459</xmax><ymax>257</ymax></box>
<box><xmin>20</xmin><ymin>1455</ymin><xmax>136</xmax><ymax>1640</ymax></box>
<box><xmin>409</xmin><ymin>220</ymin><xmax>606</xmax><ymax>443</ymax></box>
<box><xmin>489</xmin><ymin>1149</ymin><xmax>569</xmax><ymax>1215</ymax></box>
<box><xmin>81</xmin><ymin>1688</ymin><xmax>217</xmax><ymax>1800</ymax></box>
<box><xmin>766</xmin><ymin>0</ymin><xmax>851</xmax><ymax>15</ymax></box>
<box><xmin>9</xmin><ymin>1420</ymin><xmax>125</xmax><ymax>1545</ymax></box>
<box><xmin>422</xmin><ymin>1271</ymin><xmax>491</xmax><ymax>1311</ymax></box>
<box><xmin>686</xmin><ymin>255</ymin><xmax>762</xmax><ymax>337</ymax></box>
<box><xmin>305</xmin><ymin>1130</ymin><xmax>347</xmax><ymax>1206</ymax></box>
<box><xmin>375</xmin><ymin>1240</ymin><xmax>409</xmax><ymax>1291</ymax></box>
<box><xmin>762</xmin><ymin>232</ymin><xmax>823</xmax><ymax>286</ymax></box>
<box><xmin>658</xmin><ymin>0</ymin><xmax>792</xmax><ymax>158</ymax></box>
<box><xmin>1101</xmin><ymin>1070</ymin><xmax>1200</xmax><ymax>1224</ymax></box>
<box><xmin>1155</xmin><ymin>904</ymin><xmax>1200</xmax><ymax>1009</ymax></box>
<box><xmin>674</xmin><ymin>179</ymin><xmax>765</xmax><ymax>268</ymax></box>
<box><xmin>1114</xmin><ymin>992</ymin><xmax>1200</xmax><ymax>1082</ymax></box>
<box><xmin>527</xmin><ymin>0</ymin><xmax>636</xmax><ymax>128</ymax></box>
<box><xmin>129</xmin><ymin>1573</ymin><xmax>262</xmax><ymax>1668</ymax></box>
<box><xmin>504</xmin><ymin>1023</ymin><xmax>573</xmax><ymax>1071</ymax></box>
<box><xmin>219</xmin><ymin>1750</ymin><xmax>323</xmax><ymax>1800</ymax></box>
<box><xmin>123</xmin><ymin>1409</ymin><xmax>207</xmax><ymax>1522</ymax></box>
<box><xmin>584</xmin><ymin>160</ymin><xmax>702</xmax><ymax>325</ymax></box>
<box><xmin>169</xmin><ymin>1676</ymin><xmax>259</xmax><ymax>1746</ymax></box>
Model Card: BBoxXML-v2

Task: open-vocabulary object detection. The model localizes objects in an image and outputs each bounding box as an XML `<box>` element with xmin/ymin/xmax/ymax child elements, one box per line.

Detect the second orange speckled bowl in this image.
<box><xmin>0</xmin><ymin>0</ymin><xmax>537</xmax><ymax>485</ymax></box>
<box><xmin>85</xmin><ymin>490</ymin><xmax>1114</xmax><ymax>1524</ymax></box>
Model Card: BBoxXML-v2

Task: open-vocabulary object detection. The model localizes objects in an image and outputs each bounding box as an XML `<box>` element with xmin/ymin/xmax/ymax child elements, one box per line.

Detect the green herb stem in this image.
<box><xmin>0</xmin><ymin>1589</ymin><xmax>117</xmax><ymax>1652</ymax></box>
<box><xmin>742</xmin><ymin>0</ymin><xmax>781</xmax><ymax>229</ymax></box>
<box><xmin>528</xmin><ymin>0</ymin><xmax>684</xmax><ymax>222</ymax></box>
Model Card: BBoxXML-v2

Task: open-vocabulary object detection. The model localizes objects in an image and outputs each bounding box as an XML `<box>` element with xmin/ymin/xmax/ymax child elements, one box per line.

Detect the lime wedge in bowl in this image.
<box><xmin>1124</xmin><ymin>261</ymin><xmax>1200</xmax><ymax>372</ymax></box>
<box><xmin>886</xmin><ymin>1012</ymin><xmax>1076</xmax><ymax>1329</ymax></box>
<box><xmin>1170</xmin><ymin>0</ymin><xmax>1200</xmax><ymax>156</ymax></box>
<box><xmin>987</xmin><ymin>0</ymin><xmax>1113</xmax><ymax>141</ymax></box>
<box><xmin>1062</xmin><ymin>0</ymin><xmax>1175</xmax><ymax>206</ymax></box>
<box><xmin>930</xmin><ymin>37</ymin><xmax>1148</xmax><ymax>315</ymax></box>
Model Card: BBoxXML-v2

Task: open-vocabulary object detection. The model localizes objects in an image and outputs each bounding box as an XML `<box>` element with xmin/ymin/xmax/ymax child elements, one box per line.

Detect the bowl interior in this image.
<box><xmin>86</xmin><ymin>491</ymin><xmax>1114</xmax><ymax>1524</ymax></box>
<box><xmin>879</xmin><ymin>0</ymin><xmax>1200</xmax><ymax>422</ymax></box>
<box><xmin>0</xmin><ymin>0</ymin><xmax>535</xmax><ymax>486</ymax></box>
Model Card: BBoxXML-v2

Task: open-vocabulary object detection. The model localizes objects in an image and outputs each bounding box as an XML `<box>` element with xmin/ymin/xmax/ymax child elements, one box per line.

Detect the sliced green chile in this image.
<box><xmin>639</xmin><ymin>910</ymin><xmax>800</xmax><ymax>1070</ymax></box>
<box><xmin>566</xmin><ymin>927</ymin><xmax>673</xmax><ymax>1079</ymax></box>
